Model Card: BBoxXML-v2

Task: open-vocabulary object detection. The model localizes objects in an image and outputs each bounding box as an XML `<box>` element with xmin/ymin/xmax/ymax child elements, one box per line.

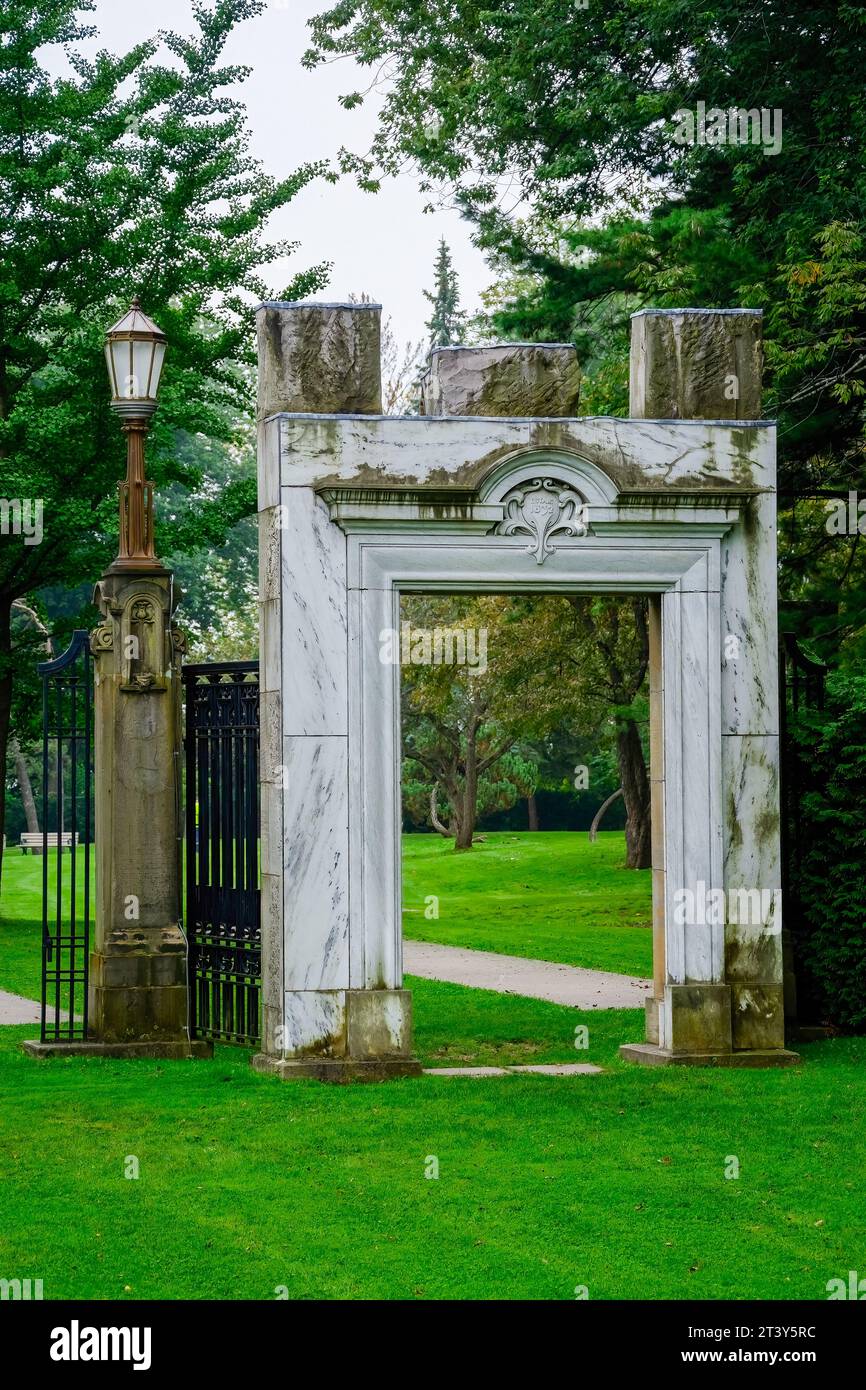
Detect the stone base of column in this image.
<box><xmin>627</xmin><ymin>981</ymin><xmax>798</xmax><ymax>1065</ymax></box>
<box><xmin>22</xmin><ymin>1039</ymin><xmax>212</xmax><ymax>1060</ymax></box>
<box><xmin>88</xmin><ymin>937</ymin><xmax>191</xmax><ymax>1045</ymax></box>
<box><xmin>664</xmin><ymin>982</ymin><xmax>733</xmax><ymax>1053</ymax></box>
<box><xmin>251</xmin><ymin>1054</ymin><xmax>422</xmax><ymax>1083</ymax></box>
<box><xmin>619</xmin><ymin>1042</ymin><xmax>800</xmax><ymax>1068</ymax></box>
<box><xmin>253</xmin><ymin>987</ymin><xmax>422</xmax><ymax>1081</ymax></box>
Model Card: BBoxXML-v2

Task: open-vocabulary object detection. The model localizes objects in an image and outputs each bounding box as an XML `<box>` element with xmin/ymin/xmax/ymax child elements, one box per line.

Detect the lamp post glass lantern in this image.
<box><xmin>104</xmin><ymin>297</ymin><xmax>167</xmax><ymax>571</ymax></box>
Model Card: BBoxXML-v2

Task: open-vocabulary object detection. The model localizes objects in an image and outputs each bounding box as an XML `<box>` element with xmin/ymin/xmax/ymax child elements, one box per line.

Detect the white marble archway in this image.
<box><xmin>252</xmin><ymin>302</ymin><xmax>797</xmax><ymax>1076</ymax></box>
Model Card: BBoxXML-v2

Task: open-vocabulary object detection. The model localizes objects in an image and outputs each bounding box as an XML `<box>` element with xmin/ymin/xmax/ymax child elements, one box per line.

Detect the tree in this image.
<box><xmin>0</xmin><ymin>0</ymin><xmax>329</xmax><ymax>885</ymax></box>
<box><xmin>306</xmin><ymin>3</ymin><xmax>865</xmax><ymax>249</ymax></box>
<box><xmin>423</xmin><ymin>238</ymin><xmax>466</xmax><ymax>347</ymax></box>
<box><xmin>400</xmin><ymin>594</ymin><xmax>569</xmax><ymax>848</ymax></box>
<box><xmin>403</xmin><ymin>744</ymin><xmax>538</xmax><ymax>845</ymax></box>
<box><xmin>306</xmin><ymin>1</ymin><xmax>866</xmax><ymax>660</ymax></box>
<box><xmin>491</xmin><ymin>593</ymin><xmax>651</xmax><ymax>867</ymax></box>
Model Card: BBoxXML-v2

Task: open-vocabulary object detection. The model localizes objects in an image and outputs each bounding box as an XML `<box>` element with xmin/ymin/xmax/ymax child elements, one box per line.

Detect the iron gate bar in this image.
<box><xmin>182</xmin><ymin>660</ymin><xmax>261</xmax><ymax>1045</ymax></box>
<box><xmin>38</xmin><ymin>630</ymin><xmax>93</xmax><ymax>1043</ymax></box>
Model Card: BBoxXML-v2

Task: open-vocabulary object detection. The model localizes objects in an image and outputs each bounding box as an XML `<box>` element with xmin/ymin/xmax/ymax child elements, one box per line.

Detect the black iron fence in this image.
<box><xmin>37</xmin><ymin>630</ymin><xmax>93</xmax><ymax>1042</ymax></box>
<box><xmin>182</xmin><ymin>661</ymin><xmax>261</xmax><ymax>1045</ymax></box>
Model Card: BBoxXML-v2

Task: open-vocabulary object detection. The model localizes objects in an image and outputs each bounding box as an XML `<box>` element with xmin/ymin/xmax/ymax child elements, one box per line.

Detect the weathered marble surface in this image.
<box><xmin>257</xmin><ymin>302</ymin><xmax>382</xmax><ymax>418</ymax></box>
<box><xmin>722</xmin><ymin>732</ymin><xmax>783</xmax><ymax>983</ymax></box>
<box><xmin>720</xmin><ymin>492</ymin><xmax>779</xmax><ymax>736</ymax></box>
<box><xmin>279</xmin><ymin>487</ymin><xmax>347</xmax><ymax>736</ymax></box>
<box><xmin>420</xmin><ymin>344</ymin><xmax>581</xmax><ymax>417</ymax></box>
<box><xmin>661</xmin><ymin>583</ymin><xmax>725</xmax><ymax>989</ymax></box>
<box><xmin>630</xmin><ymin>309</ymin><xmax>763</xmax><ymax>420</ymax></box>
<box><xmin>281</xmin><ymin>735</ymin><xmax>349</xmax><ymax>992</ymax></box>
<box><xmin>271</xmin><ymin>414</ymin><xmax>774</xmax><ymax>493</ymax></box>
<box><xmin>280</xmin><ymin>989</ymin><xmax>346</xmax><ymax>1057</ymax></box>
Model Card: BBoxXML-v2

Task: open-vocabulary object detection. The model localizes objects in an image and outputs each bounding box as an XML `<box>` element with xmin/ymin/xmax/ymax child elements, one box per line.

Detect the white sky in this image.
<box><xmin>72</xmin><ymin>0</ymin><xmax>491</xmax><ymax>350</ymax></box>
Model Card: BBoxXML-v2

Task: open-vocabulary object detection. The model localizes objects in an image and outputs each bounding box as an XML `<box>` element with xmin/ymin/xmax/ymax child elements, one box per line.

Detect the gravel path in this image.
<box><xmin>404</xmin><ymin>939</ymin><xmax>651</xmax><ymax>1010</ymax></box>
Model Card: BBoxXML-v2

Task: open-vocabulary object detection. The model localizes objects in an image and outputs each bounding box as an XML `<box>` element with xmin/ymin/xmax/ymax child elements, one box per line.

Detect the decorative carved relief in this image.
<box><xmin>90</xmin><ymin>622</ymin><xmax>114</xmax><ymax>656</ymax></box>
<box><xmin>121</xmin><ymin>591</ymin><xmax>166</xmax><ymax>694</ymax></box>
<box><xmin>129</xmin><ymin>598</ymin><xmax>155</xmax><ymax>625</ymax></box>
<box><xmin>495</xmin><ymin>477</ymin><xmax>588</xmax><ymax>564</ymax></box>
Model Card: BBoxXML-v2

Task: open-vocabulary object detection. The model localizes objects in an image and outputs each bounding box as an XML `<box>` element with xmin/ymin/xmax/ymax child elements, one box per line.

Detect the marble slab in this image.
<box><xmin>281</xmin><ymin>735</ymin><xmax>349</xmax><ymax>991</ymax></box>
<box><xmin>280</xmin><ymin>487</ymin><xmax>348</xmax><ymax>736</ymax></box>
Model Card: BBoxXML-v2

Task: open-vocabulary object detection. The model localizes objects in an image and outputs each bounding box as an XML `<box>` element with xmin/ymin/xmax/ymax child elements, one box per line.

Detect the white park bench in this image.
<box><xmin>20</xmin><ymin>832</ymin><xmax>80</xmax><ymax>854</ymax></box>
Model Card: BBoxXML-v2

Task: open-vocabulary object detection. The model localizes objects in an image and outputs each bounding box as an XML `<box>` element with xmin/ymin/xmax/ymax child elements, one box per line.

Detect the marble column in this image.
<box><xmin>623</xmin><ymin>308</ymin><xmax>797</xmax><ymax>1065</ymax></box>
<box><xmin>253</xmin><ymin>302</ymin><xmax>419</xmax><ymax>1080</ymax></box>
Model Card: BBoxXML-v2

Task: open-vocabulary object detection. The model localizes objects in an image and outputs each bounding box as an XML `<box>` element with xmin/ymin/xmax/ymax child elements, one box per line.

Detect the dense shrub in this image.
<box><xmin>788</xmin><ymin>672</ymin><xmax>866</xmax><ymax>1031</ymax></box>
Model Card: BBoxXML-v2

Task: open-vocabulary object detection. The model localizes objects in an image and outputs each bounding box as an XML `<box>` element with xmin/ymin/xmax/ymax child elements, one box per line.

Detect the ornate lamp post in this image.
<box><xmin>24</xmin><ymin>296</ymin><xmax>207</xmax><ymax>1060</ymax></box>
<box><xmin>82</xmin><ymin>299</ymin><xmax>206</xmax><ymax>1058</ymax></box>
<box><xmin>104</xmin><ymin>297</ymin><xmax>167</xmax><ymax>572</ymax></box>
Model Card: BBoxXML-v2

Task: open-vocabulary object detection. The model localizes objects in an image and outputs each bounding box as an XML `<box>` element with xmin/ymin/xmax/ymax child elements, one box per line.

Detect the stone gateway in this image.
<box><xmin>252</xmin><ymin>301</ymin><xmax>798</xmax><ymax>1079</ymax></box>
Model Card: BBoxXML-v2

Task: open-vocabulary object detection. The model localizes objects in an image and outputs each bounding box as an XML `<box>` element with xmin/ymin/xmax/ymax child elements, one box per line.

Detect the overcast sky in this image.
<box><xmin>72</xmin><ymin>0</ymin><xmax>490</xmax><ymax>351</ymax></box>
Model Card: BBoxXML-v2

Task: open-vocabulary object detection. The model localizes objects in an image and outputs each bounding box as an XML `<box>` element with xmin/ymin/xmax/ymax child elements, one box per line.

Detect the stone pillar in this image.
<box><xmin>23</xmin><ymin>566</ymin><xmax>209</xmax><ymax>1058</ymax></box>
<box><xmin>623</xmin><ymin>308</ymin><xmax>796</xmax><ymax>1065</ymax></box>
<box><xmin>77</xmin><ymin>570</ymin><xmax>209</xmax><ymax>1056</ymax></box>
<box><xmin>629</xmin><ymin>308</ymin><xmax>763</xmax><ymax>419</ymax></box>
<box><xmin>252</xmin><ymin>301</ymin><xmax>419</xmax><ymax>1080</ymax></box>
<box><xmin>33</xmin><ymin>564</ymin><xmax>204</xmax><ymax>1050</ymax></box>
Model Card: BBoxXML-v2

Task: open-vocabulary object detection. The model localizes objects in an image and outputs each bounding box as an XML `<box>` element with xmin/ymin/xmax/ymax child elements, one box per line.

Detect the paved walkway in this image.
<box><xmin>0</xmin><ymin>989</ymin><xmax>42</xmax><ymax>1025</ymax></box>
<box><xmin>1</xmin><ymin>945</ymin><xmax>650</xmax><ymax>1028</ymax></box>
<box><xmin>403</xmin><ymin>940</ymin><xmax>651</xmax><ymax>1010</ymax></box>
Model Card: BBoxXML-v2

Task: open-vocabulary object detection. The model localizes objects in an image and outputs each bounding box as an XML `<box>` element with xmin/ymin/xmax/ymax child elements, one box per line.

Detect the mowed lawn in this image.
<box><xmin>1</xmin><ymin>846</ymin><xmax>865</xmax><ymax>1301</ymax></box>
<box><xmin>403</xmin><ymin>830</ymin><xmax>652</xmax><ymax>977</ymax></box>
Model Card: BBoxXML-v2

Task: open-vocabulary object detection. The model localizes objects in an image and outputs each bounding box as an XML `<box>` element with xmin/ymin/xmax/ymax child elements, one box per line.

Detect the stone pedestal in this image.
<box><xmin>629</xmin><ymin>308</ymin><xmax>763</xmax><ymax>419</ymax></box>
<box><xmin>252</xmin><ymin>989</ymin><xmax>420</xmax><ymax>1081</ymax></box>
<box><xmin>257</xmin><ymin>300</ymin><xmax>382</xmax><ymax>417</ymax></box>
<box><xmin>25</xmin><ymin>569</ymin><xmax>210</xmax><ymax>1060</ymax></box>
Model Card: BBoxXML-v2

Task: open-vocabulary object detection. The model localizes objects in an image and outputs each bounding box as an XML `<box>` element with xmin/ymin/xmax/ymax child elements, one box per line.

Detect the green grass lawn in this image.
<box><xmin>403</xmin><ymin>830</ymin><xmax>652</xmax><ymax>977</ymax></box>
<box><xmin>1</xmin><ymin>1017</ymin><xmax>864</xmax><ymax>1300</ymax></box>
<box><xmin>1</xmin><ymin>843</ymin><xmax>864</xmax><ymax>1301</ymax></box>
<box><xmin>0</xmin><ymin>850</ymin><xmax>53</xmax><ymax>1000</ymax></box>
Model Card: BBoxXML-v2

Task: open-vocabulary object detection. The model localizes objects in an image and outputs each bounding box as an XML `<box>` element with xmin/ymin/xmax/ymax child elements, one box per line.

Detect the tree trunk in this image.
<box><xmin>429</xmin><ymin>783</ymin><xmax>452</xmax><ymax>838</ymax></box>
<box><xmin>527</xmin><ymin>792</ymin><xmax>539</xmax><ymax>831</ymax></box>
<box><xmin>11</xmin><ymin>737</ymin><xmax>39</xmax><ymax>835</ymax></box>
<box><xmin>616</xmin><ymin>718</ymin><xmax>651</xmax><ymax>869</ymax></box>
<box><xmin>454</xmin><ymin>732</ymin><xmax>478</xmax><ymax>850</ymax></box>
<box><xmin>588</xmin><ymin>787</ymin><xmax>624</xmax><ymax>842</ymax></box>
<box><xmin>0</xmin><ymin>594</ymin><xmax>12</xmax><ymax>888</ymax></box>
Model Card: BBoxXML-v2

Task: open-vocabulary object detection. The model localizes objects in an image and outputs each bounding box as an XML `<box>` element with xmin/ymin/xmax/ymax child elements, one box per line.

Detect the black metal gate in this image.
<box><xmin>38</xmin><ymin>630</ymin><xmax>93</xmax><ymax>1042</ymax></box>
<box><xmin>182</xmin><ymin>661</ymin><xmax>261</xmax><ymax>1044</ymax></box>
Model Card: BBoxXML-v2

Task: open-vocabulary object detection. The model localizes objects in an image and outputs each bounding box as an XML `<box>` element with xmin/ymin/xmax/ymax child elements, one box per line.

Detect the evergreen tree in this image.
<box><xmin>423</xmin><ymin>238</ymin><xmax>466</xmax><ymax>347</ymax></box>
